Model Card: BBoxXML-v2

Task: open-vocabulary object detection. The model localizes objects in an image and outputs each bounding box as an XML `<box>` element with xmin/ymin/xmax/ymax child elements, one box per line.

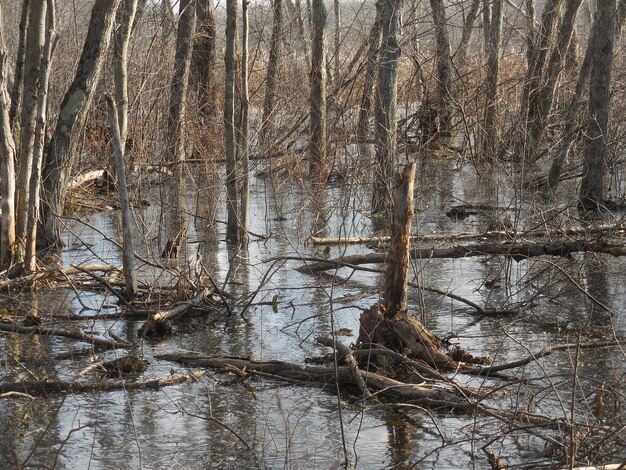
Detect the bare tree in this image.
<box><xmin>357</xmin><ymin>0</ymin><xmax>382</xmax><ymax>144</ymax></box>
<box><xmin>15</xmin><ymin>0</ymin><xmax>46</xmax><ymax>261</ymax></box>
<box><xmin>429</xmin><ymin>0</ymin><xmax>453</xmax><ymax>135</ymax></box>
<box><xmin>40</xmin><ymin>0</ymin><xmax>122</xmax><ymax>247</ymax></box>
<box><xmin>24</xmin><ymin>0</ymin><xmax>56</xmax><ymax>273</ymax></box>
<box><xmin>240</xmin><ymin>0</ymin><xmax>250</xmax><ymax>242</ymax></box>
<box><xmin>191</xmin><ymin>0</ymin><xmax>216</xmax><ymax>119</ymax></box>
<box><xmin>579</xmin><ymin>0</ymin><xmax>616</xmax><ymax>209</ymax></box>
<box><xmin>259</xmin><ymin>0</ymin><xmax>284</xmax><ymax>152</ymax></box>
<box><xmin>372</xmin><ymin>0</ymin><xmax>404</xmax><ymax>214</ymax></box>
<box><xmin>309</xmin><ymin>0</ymin><xmax>327</xmax><ymax>176</ymax></box>
<box><xmin>0</xmin><ymin>3</ymin><xmax>16</xmax><ymax>267</ymax></box>
<box><xmin>481</xmin><ymin>0</ymin><xmax>502</xmax><ymax>160</ymax></box>
<box><xmin>456</xmin><ymin>0</ymin><xmax>481</xmax><ymax>68</ymax></box>
<box><xmin>225</xmin><ymin>0</ymin><xmax>239</xmax><ymax>242</ymax></box>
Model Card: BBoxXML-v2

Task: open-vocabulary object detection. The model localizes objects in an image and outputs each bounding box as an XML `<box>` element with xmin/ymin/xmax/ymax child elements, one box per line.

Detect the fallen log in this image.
<box><xmin>0</xmin><ymin>321</ymin><xmax>132</xmax><ymax>350</ymax></box>
<box><xmin>0</xmin><ymin>371</ymin><xmax>204</xmax><ymax>397</ymax></box>
<box><xmin>295</xmin><ymin>239</ymin><xmax>626</xmax><ymax>272</ymax></box>
<box><xmin>308</xmin><ymin>221</ymin><xmax>626</xmax><ymax>246</ymax></box>
<box><xmin>0</xmin><ymin>264</ymin><xmax>118</xmax><ymax>291</ymax></box>
<box><xmin>156</xmin><ymin>353</ymin><xmax>473</xmax><ymax>410</ymax></box>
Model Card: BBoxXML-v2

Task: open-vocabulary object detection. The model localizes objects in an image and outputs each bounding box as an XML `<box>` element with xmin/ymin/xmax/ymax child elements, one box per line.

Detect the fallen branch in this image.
<box><xmin>0</xmin><ymin>264</ymin><xmax>118</xmax><ymax>291</ymax></box>
<box><xmin>0</xmin><ymin>321</ymin><xmax>133</xmax><ymax>350</ymax></box>
<box><xmin>0</xmin><ymin>371</ymin><xmax>205</xmax><ymax>397</ymax></box>
<box><xmin>294</xmin><ymin>240</ymin><xmax>626</xmax><ymax>272</ymax></box>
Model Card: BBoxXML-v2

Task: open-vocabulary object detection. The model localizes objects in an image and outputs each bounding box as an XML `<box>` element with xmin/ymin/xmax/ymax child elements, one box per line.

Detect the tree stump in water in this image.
<box><xmin>357</xmin><ymin>163</ymin><xmax>456</xmax><ymax>370</ymax></box>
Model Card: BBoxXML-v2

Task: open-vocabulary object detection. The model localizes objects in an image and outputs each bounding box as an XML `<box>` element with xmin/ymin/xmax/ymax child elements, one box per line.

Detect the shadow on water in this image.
<box><xmin>1</xmin><ymin>160</ymin><xmax>625</xmax><ymax>468</ymax></box>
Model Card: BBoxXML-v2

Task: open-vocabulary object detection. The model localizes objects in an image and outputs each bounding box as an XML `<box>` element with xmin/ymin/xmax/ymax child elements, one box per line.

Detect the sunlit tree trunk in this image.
<box><xmin>0</xmin><ymin>4</ymin><xmax>16</xmax><ymax>266</ymax></box>
<box><xmin>357</xmin><ymin>0</ymin><xmax>382</xmax><ymax>144</ymax></box>
<box><xmin>372</xmin><ymin>0</ymin><xmax>403</xmax><ymax>214</ymax></box>
<box><xmin>309</xmin><ymin>0</ymin><xmax>327</xmax><ymax>177</ymax></box>
<box><xmin>9</xmin><ymin>0</ymin><xmax>29</xmax><ymax>131</ymax></box>
<box><xmin>15</xmin><ymin>0</ymin><xmax>46</xmax><ymax>261</ymax></box>
<box><xmin>240</xmin><ymin>0</ymin><xmax>250</xmax><ymax>242</ymax></box>
<box><xmin>114</xmin><ymin>0</ymin><xmax>139</xmax><ymax>152</ymax></box>
<box><xmin>225</xmin><ymin>0</ymin><xmax>239</xmax><ymax>243</ymax></box>
<box><xmin>259</xmin><ymin>0</ymin><xmax>283</xmax><ymax>152</ymax></box>
<box><xmin>25</xmin><ymin>0</ymin><xmax>56</xmax><ymax>273</ymax></box>
<box><xmin>579</xmin><ymin>0</ymin><xmax>616</xmax><ymax>209</ymax></box>
<box><xmin>40</xmin><ymin>0</ymin><xmax>121</xmax><ymax>248</ymax></box>
<box><xmin>429</xmin><ymin>0</ymin><xmax>452</xmax><ymax>135</ymax></box>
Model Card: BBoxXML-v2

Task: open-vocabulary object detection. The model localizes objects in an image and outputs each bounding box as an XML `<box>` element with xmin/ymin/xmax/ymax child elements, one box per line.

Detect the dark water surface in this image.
<box><xmin>1</xmin><ymin>160</ymin><xmax>625</xmax><ymax>469</ymax></box>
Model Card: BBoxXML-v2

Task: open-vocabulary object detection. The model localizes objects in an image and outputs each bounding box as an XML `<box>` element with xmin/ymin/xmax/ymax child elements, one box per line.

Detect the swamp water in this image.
<box><xmin>1</xmin><ymin>159</ymin><xmax>625</xmax><ymax>469</ymax></box>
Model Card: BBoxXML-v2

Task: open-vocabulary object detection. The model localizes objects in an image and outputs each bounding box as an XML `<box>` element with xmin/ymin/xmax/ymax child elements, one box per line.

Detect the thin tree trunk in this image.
<box><xmin>309</xmin><ymin>0</ymin><xmax>327</xmax><ymax>177</ymax></box>
<box><xmin>526</xmin><ymin>0</ymin><xmax>536</xmax><ymax>68</ymax></box>
<box><xmin>15</xmin><ymin>0</ymin><xmax>46</xmax><ymax>261</ymax></box>
<box><xmin>191</xmin><ymin>0</ymin><xmax>216</xmax><ymax>119</ymax></box>
<box><xmin>114</xmin><ymin>0</ymin><xmax>139</xmax><ymax>151</ymax></box>
<box><xmin>40</xmin><ymin>0</ymin><xmax>121</xmax><ymax>247</ymax></box>
<box><xmin>456</xmin><ymin>0</ymin><xmax>481</xmax><ymax>68</ymax></box>
<box><xmin>259</xmin><ymin>0</ymin><xmax>283</xmax><ymax>152</ymax></box>
<box><xmin>25</xmin><ymin>0</ymin><xmax>56</xmax><ymax>273</ymax></box>
<box><xmin>294</xmin><ymin>0</ymin><xmax>310</xmax><ymax>62</ymax></box>
<box><xmin>481</xmin><ymin>0</ymin><xmax>502</xmax><ymax>161</ymax></box>
<box><xmin>105</xmin><ymin>94</ymin><xmax>137</xmax><ymax>296</ymax></box>
<box><xmin>357</xmin><ymin>0</ymin><xmax>383</xmax><ymax>144</ymax></box>
<box><xmin>165</xmin><ymin>0</ymin><xmax>196</xmax><ymax>257</ymax></box>
<box><xmin>333</xmin><ymin>0</ymin><xmax>340</xmax><ymax>88</ymax></box>
<box><xmin>579</xmin><ymin>0</ymin><xmax>616</xmax><ymax>209</ymax></box>
<box><xmin>9</xmin><ymin>0</ymin><xmax>29</xmax><ymax>131</ymax></box>
<box><xmin>0</xmin><ymin>5</ymin><xmax>16</xmax><ymax>267</ymax></box>
<box><xmin>240</xmin><ymin>0</ymin><xmax>250</xmax><ymax>242</ymax></box>
<box><xmin>224</xmin><ymin>0</ymin><xmax>239</xmax><ymax>243</ymax></box>
<box><xmin>429</xmin><ymin>0</ymin><xmax>453</xmax><ymax>135</ymax></box>
<box><xmin>372</xmin><ymin>0</ymin><xmax>403</xmax><ymax>214</ymax></box>
<box><xmin>526</xmin><ymin>0</ymin><xmax>582</xmax><ymax>160</ymax></box>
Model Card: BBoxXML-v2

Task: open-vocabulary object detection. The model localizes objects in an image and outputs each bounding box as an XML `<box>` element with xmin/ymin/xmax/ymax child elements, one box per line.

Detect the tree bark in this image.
<box><xmin>481</xmin><ymin>0</ymin><xmax>502</xmax><ymax>160</ymax></box>
<box><xmin>383</xmin><ymin>163</ymin><xmax>416</xmax><ymax>313</ymax></box>
<box><xmin>259</xmin><ymin>0</ymin><xmax>284</xmax><ymax>152</ymax></box>
<box><xmin>40</xmin><ymin>0</ymin><xmax>122</xmax><ymax>247</ymax></box>
<box><xmin>309</xmin><ymin>0</ymin><xmax>327</xmax><ymax>176</ymax></box>
<box><xmin>372</xmin><ymin>0</ymin><xmax>403</xmax><ymax>214</ymax></box>
<box><xmin>15</xmin><ymin>0</ymin><xmax>46</xmax><ymax>261</ymax></box>
<box><xmin>456</xmin><ymin>0</ymin><xmax>481</xmax><ymax>68</ymax></box>
<box><xmin>25</xmin><ymin>0</ymin><xmax>56</xmax><ymax>273</ymax></box>
<box><xmin>224</xmin><ymin>0</ymin><xmax>239</xmax><ymax>243</ymax></box>
<box><xmin>0</xmin><ymin>5</ymin><xmax>17</xmax><ymax>267</ymax></box>
<box><xmin>579</xmin><ymin>0</ymin><xmax>616</xmax><ymax>209</ymax></box>
<box><xmin>191</xmin><ymin>0</ymin><xmax>217</xmax><ymax>119</ymax></box>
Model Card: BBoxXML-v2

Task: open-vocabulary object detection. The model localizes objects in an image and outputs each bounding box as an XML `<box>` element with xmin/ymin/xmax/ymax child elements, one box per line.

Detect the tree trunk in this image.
<box><xmin>579</xmin><ymin>0</ymin><xmax>616</xmax><ymax>209</ymax></box>
<box><xmin>456</xmin><ymin>0</ymin><xmax>481</xmax><ymax>68</ymax></box>
<box><xmin>9</xmin><ymin>0</ymin><xmax>29</xmax><ymax>131</ymax></box>
<box><xmin>114</xmin><ymin>0</ymin><xmax>139</xmax><ymax>151</ymax></box>
<box><xmin>191</xmin><ymin>0</ymin><xmax>216</xmax><ymax>119</ymax></box>
<box><xmin>25</xmin><ymin>0</ymin><xmax>56</xmax><ymax>273</ymax></box>
<box><xmin>0</xmin><ymin>5</ymin><xmax>16</xmax><ymax>267</ymax></box>
<box><xmin>259</xmin><ymin>0</ymin><xmax>283</xmax><ymax>152</ymax></box>
<box><xmin>481</xmin><ymin>0</ymin><xmax>502</xmax><ymax>161</ymax></box>
<box><xmin>372</xmin><ymin>0</ymin><xmax>403</xmax><ymax>214</ymax></box>
<box><xmin>40</xmin><ymin>0</ymin><xmax>121</xmax><ymax>248</ymax></box>
<box><xmin>356</xmin><ymin>0</ymin><xmax>383</xmax><ymax>144</ymax></box>
<box><xmin>105</xmin><ymin>94</ymin><xmax>137</xmax><ymax>297</ymax></box>
<box><xmin>240</xmin><ymin>0</ymin><xmax>250</xmax><ymax>243</ymax></box>
<box><xmin>333</xmin><ymin>0</ymin><xmax>340</xmax><ymax>88</ymax></box>
<box><xmin>293</xmin><ymin>0</ymin><xmax>310</xmax><ymax>63</ymax></box>
<box><xmin>309</xmin><ymin>0</ymin><xmax>327</xmax><ymax>176</ymax></box>
<box><xmin>224</xmin><ymin>0</ymin><xmax>239</xmax><ymax>243</ymax></box>
<box><xmin>15</xmin><ymin>0</ymin><xmax>46</xmax><ymax>261</ymax></box>
<box><xmin>429</xmin><ymin>0</ymin><xmax>453</xmax><ymax>135</ymax></box>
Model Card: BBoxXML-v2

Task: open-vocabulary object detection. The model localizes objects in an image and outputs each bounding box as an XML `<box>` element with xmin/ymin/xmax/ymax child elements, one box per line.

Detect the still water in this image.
<box><xmin>1</xmin><ymin>159</ymin><xmax>624</xmax><ymax>469</ymax></box>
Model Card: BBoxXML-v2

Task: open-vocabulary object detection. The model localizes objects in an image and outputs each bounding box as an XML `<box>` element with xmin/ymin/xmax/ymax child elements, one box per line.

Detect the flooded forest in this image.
<box><xmin>1</xmin><ymin>0</ymin><xmax>625</xmax><ymax>468</ymax></box>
